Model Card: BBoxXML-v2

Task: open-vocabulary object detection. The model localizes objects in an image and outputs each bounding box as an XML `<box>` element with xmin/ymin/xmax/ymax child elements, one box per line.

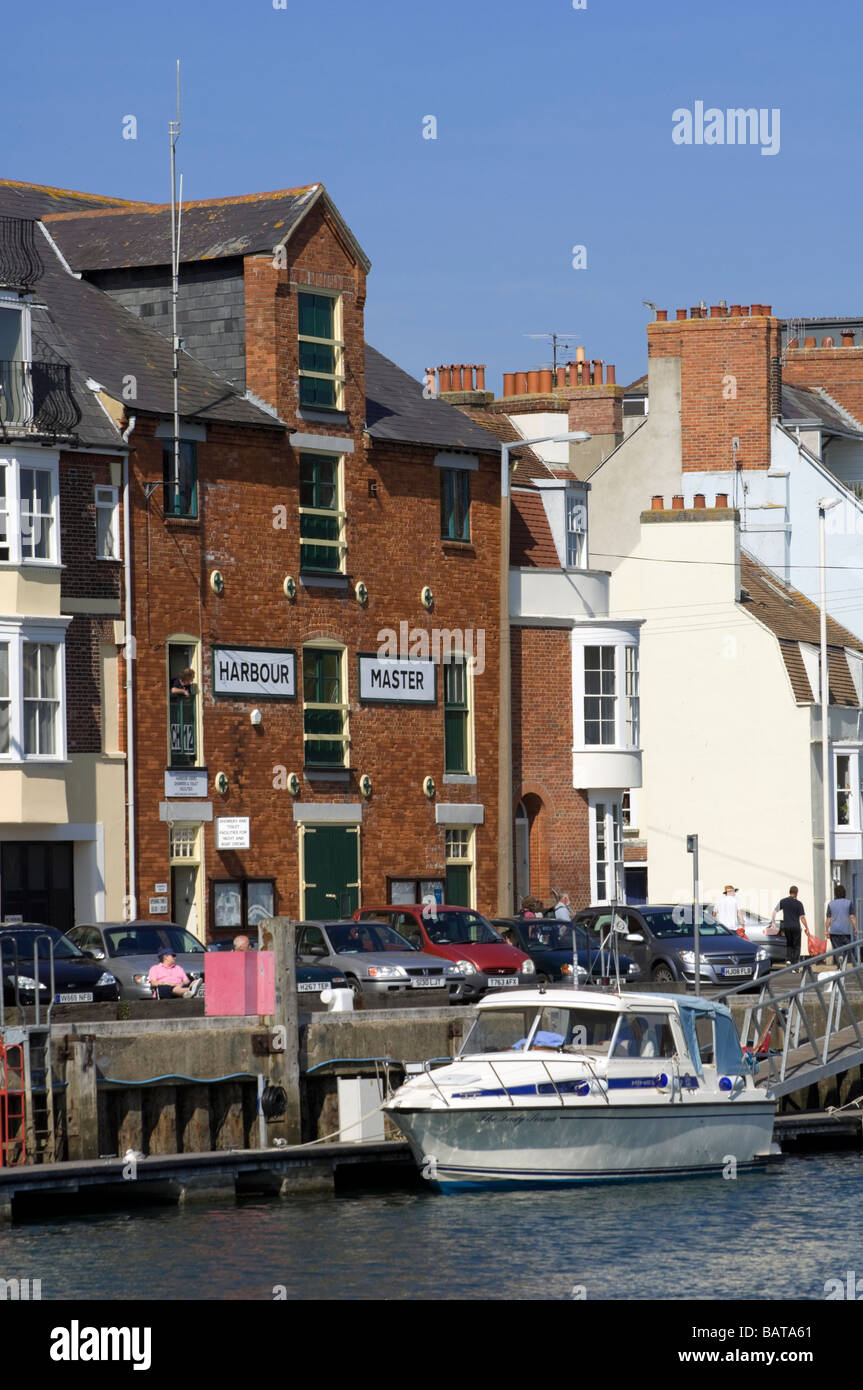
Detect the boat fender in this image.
<box><xmin>575</xmin><ymin>1081</ymin><xmax>591</xmax><ymax>1097</ymax></box>
<box><xmin>654</xmin><ymin>1073</ymin><xmax>669</xmax><ymax>1090</ymax></box>
<box><xmin>718</xmin><ymin>1076</ymin><xmax>734</xmax><ymax>1091</ymax></box>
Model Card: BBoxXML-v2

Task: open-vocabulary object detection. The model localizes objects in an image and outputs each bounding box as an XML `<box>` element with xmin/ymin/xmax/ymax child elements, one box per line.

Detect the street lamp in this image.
<box><xmin>819</xmin><ymin>496</ymin><xmax>841</xmax><ymax>915</ymax></box>
<box><xmin>497</xmin><ymin>429</ymin><xmax>592</xmax><ymax>914</ymax></box>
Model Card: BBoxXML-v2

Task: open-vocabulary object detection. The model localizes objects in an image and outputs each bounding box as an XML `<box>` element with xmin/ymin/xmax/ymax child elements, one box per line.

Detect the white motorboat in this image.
<box><xmin>384</xmin><ymin>988</ymin><xmax>776</xmax><ymax>1190</ymax></box>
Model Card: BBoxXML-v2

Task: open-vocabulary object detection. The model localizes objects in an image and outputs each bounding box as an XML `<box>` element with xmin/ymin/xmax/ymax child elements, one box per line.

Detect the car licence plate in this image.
<box><xmin>721</xmin><ymin>967</ymin><xmax>752</xmax><ymax>977</ymax></box>
<box><xmin>412</xmin><ymin>977</ymin><xmax>445</xmax><ymax>988</ymax></box>
<box><xmin>55</xmin><ymin>992</ymin><xmax>94</xmax><ymax>1003</ymax></box>
<box><xmin>297</xmin><ymin>982</ymin><xmax>325</xmax><ymax>992</ymax></box>
<box><xmin>487</xmin><ymin>977</ymin><xmax>518</xmax><ymax>987</ymax></box>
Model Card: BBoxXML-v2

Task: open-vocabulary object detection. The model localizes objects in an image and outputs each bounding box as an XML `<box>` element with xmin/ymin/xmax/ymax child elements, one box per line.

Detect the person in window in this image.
<box><xmin>170</xmin><ymin>666</ymin><xmax>196</xmax><ymax>698</ymax></box>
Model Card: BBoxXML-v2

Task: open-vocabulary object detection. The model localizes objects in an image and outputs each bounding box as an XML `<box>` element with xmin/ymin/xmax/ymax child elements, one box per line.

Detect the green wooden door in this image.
<box><xmin>445</xmin><ymin>864</ymin><xmax>471</xmax><ymax>906</ymax></box>
<box><xmin>302</xmin><ymin>825</ymin><xmax>360</xmax><ymax>918</ymax></box>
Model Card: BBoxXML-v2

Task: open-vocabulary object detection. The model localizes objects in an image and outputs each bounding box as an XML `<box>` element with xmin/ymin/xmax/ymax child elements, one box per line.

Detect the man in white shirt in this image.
<box><xmin>714</xmin><ymin>884</ymin><xmax>745</xmax><ymax>932</ymax></box>
<box><xmin>554</xmin><ymin>893</ymin><xmax>572</xmax><ymax>922</ymax></box>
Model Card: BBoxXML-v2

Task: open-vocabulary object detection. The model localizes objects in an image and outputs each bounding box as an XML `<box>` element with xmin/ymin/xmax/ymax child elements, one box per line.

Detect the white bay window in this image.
<box><xmin>0</xmin><ymin>454</ymin><xmax>60</xmax><ymax>565</ymax></box>
<box><xmin>0</xmin><ymin>619</ymin><xmax>68</xmax><ymax>760</ymax></box>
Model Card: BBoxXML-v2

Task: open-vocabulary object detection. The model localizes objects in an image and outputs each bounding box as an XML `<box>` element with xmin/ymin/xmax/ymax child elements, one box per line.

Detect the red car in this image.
<box><xmin>354</xmin><ymin>904</ymin><xmax>535</xmax><ymax>1001</ymax></box>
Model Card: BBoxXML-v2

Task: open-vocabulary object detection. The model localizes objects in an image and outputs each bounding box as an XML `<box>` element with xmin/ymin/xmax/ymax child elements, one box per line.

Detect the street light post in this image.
<box><xmin>686</xmin><ymin>834</ymin><xmax>700</xmax><ymax>996</ymax></box>
<box><xmin>818</xmin><ymin>497</ymin><xmax>841</xmax><ymax>915</ymax></box>
<box><xmin>497</xmin><ymin>429</ymin><xmax>591</xmax><ymax>913</ymax></box>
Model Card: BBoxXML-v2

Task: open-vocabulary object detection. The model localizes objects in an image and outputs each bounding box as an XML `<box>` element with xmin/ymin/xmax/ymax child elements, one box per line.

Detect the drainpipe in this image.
<box><xmin>819</xmin><ymin>497</ymin><xmax>840</xmax><ymax>914</ymax></box>
<box><xmin>122</xmin><ymin>417</ymin><xmax>137</xmax><ymax>920</ymax></box>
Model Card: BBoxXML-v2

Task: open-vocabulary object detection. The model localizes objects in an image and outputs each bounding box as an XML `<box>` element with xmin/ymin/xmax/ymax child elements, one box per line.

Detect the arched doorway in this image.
<box><xmin>515</xmin><ymin>802</ymin><xmax>530</xmax><ymax>908</ymax></box>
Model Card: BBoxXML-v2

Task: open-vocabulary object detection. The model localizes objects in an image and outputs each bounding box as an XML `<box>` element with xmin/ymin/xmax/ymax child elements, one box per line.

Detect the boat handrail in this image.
<box><xmin>422</xmin><ymin>1058</ymin><xmax>452</xmax><ymax>1106</ymax></box>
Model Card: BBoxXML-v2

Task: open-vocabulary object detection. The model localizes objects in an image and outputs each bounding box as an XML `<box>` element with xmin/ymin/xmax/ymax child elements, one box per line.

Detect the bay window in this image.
<box><xmin>575</xmin><ymin>636</ymin><xmax>641</xmax><ymax>751</ymax></box>
<box><xmin>0</xmin><ymin>619</ymin><xmax>68</xmax><ymax>760</ymax></box>
<box><xmin>0</xmin><ymin>456</ymin><xmax>60</xmax><ymax>565</ymax></box>
<box><xmin>592</xmin><ymin>798</ymin><xmax>624</xmax><ymax>904</ymax></box>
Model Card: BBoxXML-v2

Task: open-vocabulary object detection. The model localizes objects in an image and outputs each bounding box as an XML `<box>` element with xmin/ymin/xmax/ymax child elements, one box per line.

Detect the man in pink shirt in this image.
<box><xmin>148</xmin><ymin>949</ymin><xmax>201</xmax><ymax>999</ymax></box>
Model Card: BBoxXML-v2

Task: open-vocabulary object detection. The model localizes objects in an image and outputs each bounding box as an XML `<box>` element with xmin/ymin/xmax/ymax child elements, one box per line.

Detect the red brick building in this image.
<box><xmin>43</xmin><ymin>184</ymin><xmax>503</xmax><ymax>938</ymax></box>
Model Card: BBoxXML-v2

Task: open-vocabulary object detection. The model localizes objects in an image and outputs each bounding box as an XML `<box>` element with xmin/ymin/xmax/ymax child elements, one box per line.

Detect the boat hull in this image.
<box><xmin>388</xmin><ymin>1100</ymin><xmax>777</xmax><ymax>1190</ymax></box>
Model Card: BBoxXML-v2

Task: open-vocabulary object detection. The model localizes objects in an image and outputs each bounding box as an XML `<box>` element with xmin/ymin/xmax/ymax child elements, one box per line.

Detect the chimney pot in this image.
<box><xmin>439</xmin><ymin>365</ymin><xmax>452</xmax><ymax>392</ymax></box>
<box><xmin>788</xmin><ymin>338</ymin><xmax>799</xmax><ymax>349</ymax></box>
<box><xmin>740</xmin><ymin>306</ymin><xmax>750</xmax><ymax>316</ymax></box>
<box><xmin>538</xmin><ymin>368</ymin><xmax>553</xmax><ymax>392</ymax></box>
<box><xmin>804</xmin><ymin>336</ymin><xmax>817</xmax><ymax>349</ymax></box>
<box><xmin>842</xmin><ymin>329</ymin><xmax>856</xmax><ymax>346</ymax></box>
<box><xmin>676</xmin><ymin>309</ymin><xmax>687</xmax><ymax>321</ymax></box>
<box><xmin>527</xmin><ymin>369</ymin><xmax>541</xmax><ymax>393</ymax></box>
<box><xmin>461</xmin><ymin>365</ymin><xmax>473</xmax><ymax>390</ymax></box>
<box><xmin>556</xmin><ymin>366</ymin><xmax>566</xmax><ymax>389</ymax></box>
<box><xmin>655</xmin><ymin>309</ymin><xmax>668</xmax><ymax>321</ymax></box>
<box><xmin>575</xmin><ymin>346</ymin><xmax>585</xmax><ymax>363</ymax></box>
<box><xmin>606</xmin><ymin>364</ymin><xmax>616</xmax><ymax>384</ymax></box>
<box><xmin>651</xmin><ymin>495</ymin><xmax>664</xmax><ymax>511</ymax></box>
<box><xmin>715</xmin><ymin>493</ymin><xmax>729</xmax><ymax>508</ymax></box>
<box><xmin>763</xmin><ymin>305</ymin><xmax>772</xmax><ymax>316</ymax></box>
<box><xmin>515</xmin><ymin>371</ymin><xmax>529</xmax><ymax>395</ymax></box>
<box><xmin>476</xmin><ymin>365</ymin><xmax>486</xmax><ymax>390</ymax></box>
<box><xmin>502</xmin><ymin>372</ymin><xmax>515</xmax><ymax>397</ymax></box>
<box><xmin>822</xmin><ymin>336</ymin><xmax>835</xmax><ymax>348</ymax></box>
<box><xmin>426</xmin><ymin>367</ymin><xmax>437</xmax><ymax>394</ymax></box>
<box><xmin>690</xmin><ymin>306</ymin><xmax>702</xmax><ymax>319</ymax></box>
<box><xmin>730</xmin><ymin>305</ymin><xmax>741</xmax><ymax>317</ymax></box>
<box><xmin>671</xmin><ymin>494</ymin><xmax>685</xmax><ymax>510</ymax></box>
<box><xmin>693</xmin><ymin>493</ymin><xmax>706</xmax><ymax>508</ymax></box>
<box><xmin>710</xmin><ymin>305</ymin><xmax>723</xmax><ymax>317</ymax></box>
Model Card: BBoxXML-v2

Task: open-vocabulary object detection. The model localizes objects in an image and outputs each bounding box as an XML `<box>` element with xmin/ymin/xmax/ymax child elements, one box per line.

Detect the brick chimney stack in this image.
<box><xmin>647</xmin><ymin>302</ymin><xmax>781</xmax><ymax>472</ymax></box>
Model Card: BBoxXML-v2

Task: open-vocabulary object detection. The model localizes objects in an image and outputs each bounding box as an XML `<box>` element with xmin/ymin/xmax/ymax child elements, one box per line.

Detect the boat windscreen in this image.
<box><xmin>461</xmin><ymin>1009</ymin><xmax>537</xmax><ymax>1055</ymax></box>
<box><xmin>462</xmin><ymin>1006</ymin><xmax>618</xmax><ymax>1055</ymax></box>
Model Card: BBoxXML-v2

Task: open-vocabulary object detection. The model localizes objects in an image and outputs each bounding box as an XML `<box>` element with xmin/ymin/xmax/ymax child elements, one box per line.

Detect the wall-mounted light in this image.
<box><xmin>423</xmin><ymin>776</ymin><xmax>436</xmax><ymax>798</ymax></box>
<box><xmin>283</xmin><ymin>575</ymin><xmax>296</xmax><ymax>600</ymax></box>
<box><xmin>250</xmin><ymin>709</ymin><xmax>262</xmax><ymax>726</ymax></box>
<box><xmin>359</xmin><ymin>773</ymin><xmax>372</xmax><ymax>798</ymax></box>
<box><xmin>355</xmin><ymin>580</ymin><xmax>368</xmax><ymax>604</ymax></box>
<box><xmin>215</xmin><ymin>771</ymin><xmax>229</xmax><ymax>795</ymax></box>
<box><xmin>210</xmin><ymin>570</ymin><xmax>225</xmax><ymax>596</ymax></box>
<box><xmin>420</xmin><ymin>586</ymin><xmax>434</xmax><ymax>610</ymax></box>
<box><xmin>287</xmin><ymin>772</ymin><xmax>300</xmax><ymax>795</ymax></box>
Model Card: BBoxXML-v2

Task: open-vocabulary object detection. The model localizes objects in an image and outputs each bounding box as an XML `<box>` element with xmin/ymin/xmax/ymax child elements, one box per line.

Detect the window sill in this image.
<box><xmin>297</xmin><ymin>407</ymin><xmax>350</xmax><ymax>427</ymax></box>
<box><xmin>300</xmin><ymin>573</ymin><xmax>349</xmax><ymax>590</ymax></box>
<box><xmin>0</xmin><ymin>561</ymin><xmax>64</xmax><ymax>570</ymax></box>
<box><xmin>304</xmin><ymin>767</ymin><xmax>351</xmax><ymax>782</ymax></box>
<box><xmin>441</xmin><ymin>540</ymin><xmax>474</xmax><ymax>555</ymax></box>
<box><xmin>164</xmin><ymin>517</ymin><xmax>201</xmax><ymax>528</ymax></box>
<box><xmin>443</xmin><ymin>774</ymin><xmax>477</xmax><ymax>785</ymax></box>
<box><xmin>0</xmin><ymin>757</ymin><xmax>71</xmax><ymax>765</ymax></box>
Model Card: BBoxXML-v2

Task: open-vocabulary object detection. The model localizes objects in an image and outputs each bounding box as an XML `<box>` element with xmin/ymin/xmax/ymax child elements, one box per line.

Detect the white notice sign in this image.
<box><xmin>358</xmin><ymin>655</ymin><xmax>436</xmax><ymax>704</ymax></box>
<box><xmin>212</xmin><ymin>647</ymin><xmax>295</xmax><ymax>699</ymax></box>
<box><xmin>149</xmin><ymin>897</ymin><xmax>169</xmax><ymax>915</ymax></box>
<box><xmin>216</xmin><ymin>817</ymin><xmax>251</xmax><ymax>850</ymax></box>
<box><xmin>164</xmin><ymin>769</ymin><xmax>208</xmax><ymax>798</ymax></box>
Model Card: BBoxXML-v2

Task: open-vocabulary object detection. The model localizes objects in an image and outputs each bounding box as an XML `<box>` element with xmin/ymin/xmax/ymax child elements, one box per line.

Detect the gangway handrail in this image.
<box><xmin>716</xmin><ymin>939</ymin><xmax>863</xmax><ymax>1092</ymax></box>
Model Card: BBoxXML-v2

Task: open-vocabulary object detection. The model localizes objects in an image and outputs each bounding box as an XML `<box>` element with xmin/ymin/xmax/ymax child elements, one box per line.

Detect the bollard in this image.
<box><xmin>258</xmin><ymin>917</ymin><xmax>301</xmax><ymax>1145</ymax></box>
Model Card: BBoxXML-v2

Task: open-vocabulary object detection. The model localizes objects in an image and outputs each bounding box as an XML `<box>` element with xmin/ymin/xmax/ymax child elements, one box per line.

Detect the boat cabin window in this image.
<box><xmin>610</xmin><ymin>1012</ymin><xmax>676</xmax><ymax>1060</ymax></box>
<box><xmin>461</xmin><ymin>1009</ymin><xmax>537</xmax><ymax>1055</ymax></box>
<box><xmin>530</xmin><ymin>1007</ymin><xmax>617</xmax><ymax>1053</ymax></box>
<box><xmin>695</xmin><ymin>1015</ymin><xmax>715</xmax><ymax>1064</ymax></box>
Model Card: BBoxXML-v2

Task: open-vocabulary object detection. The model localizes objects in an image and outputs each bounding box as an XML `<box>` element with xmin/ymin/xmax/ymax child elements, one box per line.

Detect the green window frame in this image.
<box><xmin>162</xmin><ymin>441</ymin><xmax>198</xmax><ymax>519</ymax></box>
<box><xmin>445</xmin><ymin>827</ymin><xmax>474</xmax><ymax>907</ymax></box>
<box><xmin>440</xmin><ymin>467</ymin><xmax>470</xmax><ymax>542</ymax></box>
<box><xmin>299</xmin><ymin>452</ymin><xmax>345</xmax><ymax>572</ymax></box>
<box><xmin>168</xmin><ymin>643</ymin><xmax>199</xmax><ymax>768</ymax></box>
<box><xmin>303</xmin><ymin>646</ymin><xmax>349</xmax><ymax>767</ymax></box>
<box><xmin>298</xmin><ymin>292</ymin><xmax>343</xmax><ymax>409</ymax></box>
<box><xmin>444</xmin><ymin>660</ymin><xmax>469</xmax><ymax>773</ymax></box>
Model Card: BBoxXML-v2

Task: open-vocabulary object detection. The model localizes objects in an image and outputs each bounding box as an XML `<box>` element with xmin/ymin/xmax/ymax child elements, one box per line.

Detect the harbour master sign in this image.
<box><xmin>212</xmin><ymin>646</ymin><xmax>296</xmax><ymax>699</ymax></box>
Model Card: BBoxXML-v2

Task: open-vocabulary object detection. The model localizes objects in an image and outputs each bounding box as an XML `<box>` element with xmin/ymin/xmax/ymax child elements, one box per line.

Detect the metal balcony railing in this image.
<box><xmin>0</xmin><ymin>217</ymin><xmax>43</xmax><ymax>292</ymax></box>
<box><xmin>0</xmin><ymin>361</ymin><xmax>81</xmax><ymax>436</ymax></box>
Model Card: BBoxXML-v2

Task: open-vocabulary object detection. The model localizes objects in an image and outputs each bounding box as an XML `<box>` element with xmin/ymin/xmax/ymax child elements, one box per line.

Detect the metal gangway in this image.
<box><xmin>718</xmin><ymin>940</ymin><xmax>863</xmax><ymax>1098</ymax></box>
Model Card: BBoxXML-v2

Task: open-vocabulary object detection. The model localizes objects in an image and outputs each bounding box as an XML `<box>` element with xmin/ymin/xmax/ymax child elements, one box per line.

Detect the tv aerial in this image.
<box><xmin>524</xmin><ymin>332</ymin><xmax>581</xmax><ymax>376</ymax></box>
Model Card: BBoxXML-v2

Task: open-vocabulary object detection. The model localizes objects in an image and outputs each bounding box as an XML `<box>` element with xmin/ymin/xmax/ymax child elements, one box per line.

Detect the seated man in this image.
<box><xmin>148</xmin><ymin>949</ymin><xmax>201</xmax><ymax>999</ymax></box>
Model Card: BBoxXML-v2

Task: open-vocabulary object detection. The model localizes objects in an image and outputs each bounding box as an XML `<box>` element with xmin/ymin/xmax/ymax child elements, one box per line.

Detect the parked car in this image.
<box><xmin>0</xmin><ymin>923</ymin><xmax>120</xmax><ymax>1006</ymax></box>
<box><xmin>572</xmin><ymin>904</ymin><xmax>772</xmax><ymax>988</ymax></box>
<box><xmin>733</xmin><ymin>911</ymin><xmax>786</xmax><ymax>964</ymax></box>
<box><xmin>493</xmin><ymin>917</ymin><xmax>643</xmax><ymax>984</ymax></box>
<box><xmin>355</xmin><ymin>904</ymin><xmax>535</xmax><ymax>1001</ymax></box>
<box><xmin>65</xmin><ymin>920</ymin><xmax>206</xmax><ymax>1001</ymax></box>
<box><xmin>205</xmin><ymin>938</ymin><xmax>349</xmax><ymax>998</ymax></box>
<box><xmin>296</xmin><ymin>919</ymin><xmax>461</xmax><ymax>1003</ymax></box>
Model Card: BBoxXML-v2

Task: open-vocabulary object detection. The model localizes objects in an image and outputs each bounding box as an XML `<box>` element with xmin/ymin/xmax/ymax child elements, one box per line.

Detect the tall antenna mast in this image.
<box><xmin>169</xmin><ymin>60</ymin><xmax>183</xmax><ymax>514</ymax></box>
<box><xmin>524</xmin><ymin>332</ymin><xmax>580</xmax><ymax>377</ymax></box>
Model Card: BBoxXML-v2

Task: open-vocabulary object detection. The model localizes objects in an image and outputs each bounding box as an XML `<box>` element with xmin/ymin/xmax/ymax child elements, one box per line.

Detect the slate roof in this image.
<box><xmin>455</xmin><ymin>407</ymin><xmax>555</xmax><ymax>483</ymax></box>
<box><xmin>43</xmin><ymin>185</ymin><xmax>372</xmax><ymax>273</ymax></box>
<box><xmin>780</xmin><ymin>385</ymin><xmax>863</xmax><ymax>437</ymax></box>
<box><xmin>739</xmin><ymin>552</ymin><xmax>862</xmax><ymax>705</ymax></box>
<box><xmin>511</xmin><ymin>489</ymin><xmax>559</xmax><ymax>567</ymax></box>
<box><xmin>0</xmin><ymin>179</ymin><xmax>138</xmax><ymax>221</ymax></box>
<box><xmin>364</xmin><ymin>346</ymin><xmax>501</xmax><ymax>454</ymax></box>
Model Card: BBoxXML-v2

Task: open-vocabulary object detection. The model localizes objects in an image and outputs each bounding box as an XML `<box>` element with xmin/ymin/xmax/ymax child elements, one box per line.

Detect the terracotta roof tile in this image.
<box><xmin>456</xmin><ymin>408</ymin><xmax>555</xmax><ymax>483</ymax></box>
<box><xmin>511</xmin><ymin>490</ymin><xmax>559</xmax><ymax>567</ymax></box>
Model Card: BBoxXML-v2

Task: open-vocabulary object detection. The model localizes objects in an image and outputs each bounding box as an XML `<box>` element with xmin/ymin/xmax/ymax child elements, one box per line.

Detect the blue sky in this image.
<box><xmin>6</xmin><ymin>0</ymin><xmax>862</xmax><ymax>390</ymax></box>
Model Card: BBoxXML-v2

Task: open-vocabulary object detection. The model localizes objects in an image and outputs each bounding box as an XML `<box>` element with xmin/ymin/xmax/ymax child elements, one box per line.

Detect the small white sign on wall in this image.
<box><xmin>216</xmin><ymin>817</ymin><xmax>251</xmax><ymax>850</ymax></box>
<box><xmin>149</xmin><ymin>897</ymin><xmax>169</xmax><ymax>915</ymax></box>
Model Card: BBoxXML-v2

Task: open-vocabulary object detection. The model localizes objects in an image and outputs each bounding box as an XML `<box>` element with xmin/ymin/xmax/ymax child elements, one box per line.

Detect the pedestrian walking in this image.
<box><xmin>714</xmin><ymin>884</ymin><xmax>745</xmax><ymax>933</ymax></box>
<box><xmin>771</xmin><ymin>886</ymin><xmax>808</xmax><ymax>966</ymax></box>
<box><xmin>554</xmin><ymin>893</ymin><xmax>572</xmax><ymax>923</ymax></box>
<box><xmin>825</xmin><ymin>886</ymin><xmax>857</xmax><ymax>966</ymax></box>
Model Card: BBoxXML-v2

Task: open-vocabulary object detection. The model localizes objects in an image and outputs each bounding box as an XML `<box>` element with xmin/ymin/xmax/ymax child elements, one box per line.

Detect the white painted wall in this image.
<box><xmin>510</xmin><ymin>568</ymin><xmax>610</xmax><ymax>621</ymax></box>
<box><xmin>508</xmin><ymin>412</ymin><xmax>569</xmax><ymax>464</ymax></box>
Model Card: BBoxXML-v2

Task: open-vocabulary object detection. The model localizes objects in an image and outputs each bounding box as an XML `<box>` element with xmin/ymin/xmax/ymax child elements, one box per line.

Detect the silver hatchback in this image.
<box><xmin>65</xmin><ymin>921</ymin><xmax>207</xmax><ymax>1000</ymax></box>
<box><xmin>296</xmin><ymin>919</ymin><xmax>460</xmax><ymax>1002</ymax></box>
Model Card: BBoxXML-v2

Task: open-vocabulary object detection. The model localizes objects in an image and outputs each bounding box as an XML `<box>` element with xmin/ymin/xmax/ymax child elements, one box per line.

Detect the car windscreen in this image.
<box><xmin>519</xmin><ymin>922</ymin><xmax>579</xmax><ymax>950</ymax></box>
<box><xmin>422</xmin><ymin>911</ymin><xmax>502</xmax><ymax>945</ymax></box>
<box><xmin>0</xmin><ymin>930</ymin><xmax>83</xmax><ymax>961</ymax></box>
<box><xmin>327</xmin><ymin>922</ymin><xmax>416</xmax><ymax>954</ymax></box>
<box><xmin>105</xmin><ymin>927</ymin><xmax>205</xmax><ymax>957</ymax></box>
<box><xmin>639</xmin><ymin>908</ymin><xmax>737</xmax><ymax>940</ymax></box>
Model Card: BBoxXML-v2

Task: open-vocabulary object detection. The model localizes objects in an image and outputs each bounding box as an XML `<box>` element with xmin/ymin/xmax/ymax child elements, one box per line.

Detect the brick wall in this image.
<box><xmin>782</xmin><ymin>345</ymin><xmax>863</xmax><ymax>425</ymax></box>
<box><xmin>648</xmin><ymin>307</ymin><xmax>781</xmax><ymax>472</ymax></box>
<box><xmin>511</xmin><ymin>625</ymin><xmax>591</xmax><ymax>909</ymax></box>
<box><xmin>66</xmin><ymin>614</ymin><xmax>116</xmax><ymax>753</ymax></box>
<box><xmin>130</xmin><ymin>416</ymin><xmax>502</xmax><ymax>928</ymax></box>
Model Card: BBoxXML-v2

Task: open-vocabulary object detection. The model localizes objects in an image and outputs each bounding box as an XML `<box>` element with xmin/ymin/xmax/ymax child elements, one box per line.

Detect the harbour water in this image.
<box><xmin>1</xmin><ymin>1150</ymin><xmax>860</xmax><ymax>1301</ymax></box>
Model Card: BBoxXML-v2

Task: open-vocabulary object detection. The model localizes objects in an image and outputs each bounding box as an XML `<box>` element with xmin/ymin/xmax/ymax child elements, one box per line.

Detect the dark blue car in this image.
<box><xmin>493</xmin><ymin>918</ymin><xmax>643</xmax><ymax>984</ymax></box>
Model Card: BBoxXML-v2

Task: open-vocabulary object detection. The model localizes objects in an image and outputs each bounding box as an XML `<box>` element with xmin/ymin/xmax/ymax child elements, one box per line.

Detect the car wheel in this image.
<box><xmin>346</xmin><ymin>975</ymin><xmax>364</xmax><ymax>1006</ymax></box>
<box><xmin>652</xmin><ymin>963</ymin><xmax>676</xmax><ymax>984</ymax></box>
